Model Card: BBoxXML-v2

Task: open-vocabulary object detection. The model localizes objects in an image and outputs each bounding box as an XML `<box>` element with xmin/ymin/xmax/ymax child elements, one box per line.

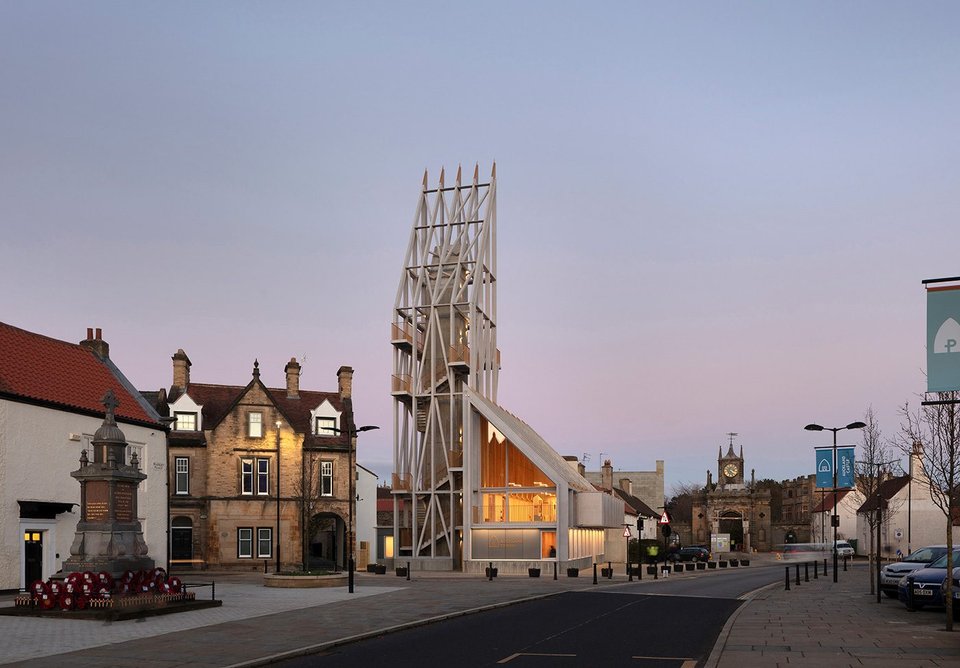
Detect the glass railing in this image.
<box><xmin>472</xmin><ymin>502</ymin><xmax>557</xmax><ymax>524</ymax></box>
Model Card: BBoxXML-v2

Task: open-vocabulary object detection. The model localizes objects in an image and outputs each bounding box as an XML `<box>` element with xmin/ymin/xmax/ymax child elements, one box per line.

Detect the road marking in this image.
<box><xmin>498</xmin><ymin>653</ymin><xmax>576</xmax><ymax>663</ymax></box>
<box><xmin>631</xmin><ymin>656</ymin><xmax>695</xmax><ymax>662</ymax></box>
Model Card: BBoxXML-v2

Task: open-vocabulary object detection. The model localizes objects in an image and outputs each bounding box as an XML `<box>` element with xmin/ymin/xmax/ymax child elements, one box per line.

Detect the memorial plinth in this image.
<box><xmin>61</xmin><ymin>391</ymin><xmax>154</xmax><ymax>576</ymax></box>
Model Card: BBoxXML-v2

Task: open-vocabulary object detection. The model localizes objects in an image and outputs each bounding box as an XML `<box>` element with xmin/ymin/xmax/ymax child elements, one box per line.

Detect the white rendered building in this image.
<box><xmin>390</xmin><ymin>166</ymin><xmax>620</xmax><ymax>573</ymax></box>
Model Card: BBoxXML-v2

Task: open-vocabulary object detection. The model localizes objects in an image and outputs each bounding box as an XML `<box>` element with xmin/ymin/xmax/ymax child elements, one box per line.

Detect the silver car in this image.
<box><xmin>880</xmin><ymin>545</ymin><xmax>949</xmax><ymax>598</ymax></box>
<box><xmin>834</xmin><ymin>540</ymin><xmax>854</xmax><ymax>558</ymax></box>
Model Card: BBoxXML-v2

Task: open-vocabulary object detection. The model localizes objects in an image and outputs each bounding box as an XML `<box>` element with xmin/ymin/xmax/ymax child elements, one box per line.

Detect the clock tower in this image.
<box><xmin>718</xmin><ymin>433</ymin><xmax>745</xmax><ymax>489</ymax></box>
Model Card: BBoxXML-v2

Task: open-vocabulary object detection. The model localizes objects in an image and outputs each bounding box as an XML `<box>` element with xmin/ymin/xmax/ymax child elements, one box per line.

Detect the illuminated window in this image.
<box><xmin>316</xmin><ymin>417</ymin><xmax>336</xmax><ymax>436</ymax></box>
<box><xmin>321</xmin><ymin>461</ymin><xmax>333</xmax><ymax>496</ymax></box>
<box><xmin>175</xmin><ymin>457</ymin><xmax>189</xmax><ymax>495</ymax></box>
<box><xmin>174</xmin><ymin>412</ymin><xmax>197</xmax><ymax>431</ymax></box>
<box><xmin>248</xmin><ymin>412</ymin><xmax>263</xmax><ymax>438</ymax></box>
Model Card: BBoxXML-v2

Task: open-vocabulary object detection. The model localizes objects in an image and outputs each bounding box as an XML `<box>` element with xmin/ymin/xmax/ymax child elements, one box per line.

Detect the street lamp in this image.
<box><xmin>804</xmin><ymin>421</ymin><xmax>866</xmax><ymax>583</ymax></box>
<box><xmin>623</xmin><ymin>525</ymin><xmax>632</xmax><ymax>581</ymax></box>
<box><xmin>276</xmin><ymin>420</ymin><xmax>282</xmax><ymax>574</ymax></box>
<box><xmin>330</xmin><ymin>424</ymin><xmax>379</xmax><ymax>594</ymax></box>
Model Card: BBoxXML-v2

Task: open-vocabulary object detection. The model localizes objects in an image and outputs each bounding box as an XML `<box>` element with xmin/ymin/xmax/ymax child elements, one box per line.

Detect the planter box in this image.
<box><xmin>264</xmin><ymin>574</ymin><xmax>348</xmax><ymax>589</ymax></box>
<box><xmin>708</xmin><ymin>562</ymin><xmax>717</xmax><ymax>569</ymax></box>
<box><xmin>696</xmin><ymin>562</ymin><xmax>706</xmax><ymax>570</ymax></box>
<box><xmin>646</xmin><ymin>566</ymin><xmax>657</xmax><ymax>575</ymax></box>
<box><xmin>395</xmin><ymin>567</ymin><xmax>408</xmax><ymax>577</ymax></box>
<box><xmin>684</xmin><ymin>563</ymin><xmax>695</xmax><ymax>571</ymax></box>
<box><xmin>729</xmin><ymin>559</ymin><xmax>739</xmax><ymax>567</ymax></box>
<box><xmin>528</xmin><ymin>568</ymin><xmax>541</xmax><ymax>578</ymax></box>
<box><xmin>741</xmin><ymin>559</ymin><xmax>750</xmax><ymax>566</ymax></box>
<box><xmin>673</xmin><ymin>564</ymin><xmax>683</xmax><ymax>573</ymax></box>
<box><xmin>719</xmin><ymin>561</ymin><xmax>728</xmax><ymax>568</ymax></box>
<box><xmin>566</xmin><ymin>568</ymin><xmax>579</xmax><ymax>578</ymax></box>
<box><xmin>366</xmin><ymin>564</ymin><xmax>377</xmax><ymax>573</ymax></box>
<box><xmin>601</xmin><ymin>568</ymin><xmax>612</xmax><ymax>578</ymax></box>
<box><xmin>375</xmin><ymin>565</ymin><xmax>387</xmax><ymax>575</ymax></box>
<box><xmin>485</xmin><ymin>567</ymin><xmax>498</xmax><ymax>578</ymax></box>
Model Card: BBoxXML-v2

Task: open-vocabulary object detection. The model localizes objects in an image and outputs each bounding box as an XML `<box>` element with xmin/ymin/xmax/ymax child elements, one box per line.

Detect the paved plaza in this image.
<box><xmin>1</xmin><ymin>561</ymin><xmax>958</xmax><ymax>667</ymax></box>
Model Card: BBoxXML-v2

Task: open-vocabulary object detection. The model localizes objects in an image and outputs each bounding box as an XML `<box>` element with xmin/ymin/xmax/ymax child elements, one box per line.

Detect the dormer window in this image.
<box><xmin>248</xmin><ymin>412</ymin><xmax>263</xmax><ymax>438</ymax></box>
<box><xmin>316</xmin><ymin>417</ymin><xmax>336</xmax><ymax>436</ymax></box>
<box><xmin>174</xmin><ymin>411</ymin><xmax>197</xmax><ymax>431</ymax></box>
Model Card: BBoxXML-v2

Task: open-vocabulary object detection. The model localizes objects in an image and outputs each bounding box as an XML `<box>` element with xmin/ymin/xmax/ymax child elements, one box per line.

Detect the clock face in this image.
<box><xmin>723</xmin><ymin>463</ymin><xmax>739</xmax><ymax>478</ymax></box>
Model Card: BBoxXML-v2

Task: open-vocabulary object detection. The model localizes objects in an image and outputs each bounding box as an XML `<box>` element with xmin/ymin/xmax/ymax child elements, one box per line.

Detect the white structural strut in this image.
<box><xmin>391</xmin><ymin>164</ymin><xmax>498</xmax><ymax>565</ymax></box>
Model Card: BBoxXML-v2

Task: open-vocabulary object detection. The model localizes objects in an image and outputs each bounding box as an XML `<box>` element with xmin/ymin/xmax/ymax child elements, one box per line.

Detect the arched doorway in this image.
<box><xmin>718</xmin><ymin>510</ymin><xmax>744</xmax><ymax>550</ymax></box>
<box><xmin>308</xmin><ymin>513</ymin><xmax>344</xmax><ymax>570</ymax></box>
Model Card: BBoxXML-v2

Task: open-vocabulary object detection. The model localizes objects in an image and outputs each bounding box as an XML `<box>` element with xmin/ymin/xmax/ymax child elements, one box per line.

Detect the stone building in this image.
<box><xmin>584</xmin><ymin>459</ymin><xmax>665</xmax><ymax>528</ymax></box>
<box><xmin>144</xmin><ymin>352</ymin><xmax>357</xmax><ymax>572</ymax></box>
<box><xmin>774</xmin><ymin>474</ymin><xmax>817</xmax><ymax>544</ymax></box>
<box><xmin>689</xmin><ymin>442</ymin><xmax>772</xmax><ymax>552</ymax></box>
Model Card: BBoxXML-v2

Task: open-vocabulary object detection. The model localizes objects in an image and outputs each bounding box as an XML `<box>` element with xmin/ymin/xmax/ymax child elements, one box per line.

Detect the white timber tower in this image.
<box><xmin>391</xmin><ymin>164</ymin><xmax>499</xmax><ymax>568</ymax></box>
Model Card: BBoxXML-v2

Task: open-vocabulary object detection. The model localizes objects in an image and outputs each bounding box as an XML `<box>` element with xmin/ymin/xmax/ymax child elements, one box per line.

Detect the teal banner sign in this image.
<box><xmin>928</xmin><ymin>285</ymin><xmax>960</xmax><ymax>392</ymax></box>
<box><xmin>815</xmin><ymin>448</ymin><xmax>833</xmax><ymax>488</ymax></box>
<box><xmin>815</xmin><ymin>446</ymin><xmax>856</xmax><ymax>489</ymax></box>
<box><xmin>837</xmin><ymin>447</ymin><xmax>855</xmax><ymax>488</ymax></box>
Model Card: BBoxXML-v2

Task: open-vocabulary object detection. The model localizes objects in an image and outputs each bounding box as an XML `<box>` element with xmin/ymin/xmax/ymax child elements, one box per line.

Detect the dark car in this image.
<box><xmin>880</xmin><ymin>545</ymin><xmax>949</xmax><ymax>597</ymax></box>
<box><xmin>898</xmin><ymin>549</ymin><xmax>960</xmax><ymax>609</ymax></box>
<box><xmin>669</xmin><ymin>546</ymin><xmax>711</xmax><ymax>562</ymax></box>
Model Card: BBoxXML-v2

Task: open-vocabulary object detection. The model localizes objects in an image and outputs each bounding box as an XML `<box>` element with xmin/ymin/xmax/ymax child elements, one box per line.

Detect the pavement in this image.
<box><xmin>0</xmin><ymin>557</ymin><xmax>957</xmax><ymax>667</ymax></box>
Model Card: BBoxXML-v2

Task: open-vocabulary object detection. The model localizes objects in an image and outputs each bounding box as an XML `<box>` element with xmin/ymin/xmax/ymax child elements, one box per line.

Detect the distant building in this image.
<box><xmin>144</xmin><ymin>352</ymin><xmax>357</xmax><ymax>572</ymax></box>
<box><xmin>588</xmin><ymin>459</ymin><xmax>663</xmax><ymax>563</ymax></box>
<box><xmin>583</xmin><ymin>459</ymin><xmax>664</xmax><ymax>527</ymax></box>
<box><xmin>0</xmin><ymin>323</ymin><xmax>168</xmax><ymax>590</ymax></box>
<box><xmin>775</xmin><ymin>474</ymin><xmax>817</xmax><ymax>544</ymax></box>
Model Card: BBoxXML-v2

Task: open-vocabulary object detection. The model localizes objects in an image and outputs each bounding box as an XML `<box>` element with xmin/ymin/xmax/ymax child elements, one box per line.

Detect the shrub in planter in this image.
<box><xmin>696</xmin><ymin>562</ymin><xmax>706</xmax><ymax>570</ymax></box>
<box><xmin>375</xmin><ymin>564</ymin><xmax>387</xmax><ymax>574</ymax></box>
<box><xmin>528</xmin><ymin>568</ymin><xmax>541</xmax><ymax>578</ymax></box>
<box><xmin>729</xmin><ymin>559</ymin><xmax>739</xmax><ymax>567</ymax></box>
<box><xmin>395</xmin><ymin>567</ymin><xmax>408</xmax><ymax>577</ymax></box>
<box><xmin>673</xmin><ymin>564</ymin><xmax>683</xmax><ymax>573</ymax></box>
<box><xmin>684</xmin><ymin>563</ymin><xmax>695</xmax><ymax>571</ymax></box>
<box><xmin>708</xmin><ymin>561</ymin><xmax>717</xmax><ymax>569</ymax></box>
<box><xmin>601</xmin><ymin>568</ymin><xmax>612</xmax><ymax>578</ymax></box>
<box><xmin>741</xmin><ymin>559</ymin><xmax>750</xmax><ymax>566</ymax></box>
<box><xmin>566</xmin><ymin>568</ymin><xmax>579</xmax><ymax>577</ymax></box>
<box><xmin>719</xmin><ymin>560</ymin><xmax>728</xmax><ymax>568</ymax></box>
<box><xmin>646</xmin><ymin>566</ymin><xmax>657</xmax><ymax>575</ymax></box>
<box><xmin>366</xmin><ymin>564</ymin><xmax>377</xmax><ymax>573</ymax></box>
<box><xmin>485</xmin><ymin>567</ymin><xmax>498</xmax><ymax>578</ymax></box>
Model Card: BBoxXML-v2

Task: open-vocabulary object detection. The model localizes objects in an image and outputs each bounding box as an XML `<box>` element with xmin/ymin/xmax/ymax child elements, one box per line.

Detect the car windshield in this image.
<box><xmin>928</xmin><ymin>550</ymin><xmax>960</xmax><ymax>569</ymax></box>
<box><xmin>905</xmin><ymin>547</ymin><xmax>943</xmax><ymax>563</ymax></box>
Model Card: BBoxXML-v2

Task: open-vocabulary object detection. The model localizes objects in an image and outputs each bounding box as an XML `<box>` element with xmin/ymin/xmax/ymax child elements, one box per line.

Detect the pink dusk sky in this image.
<box><xmin>2</xmin><ymin>3</ymin><xmax>957</xmax><ymax>496</ymax></box>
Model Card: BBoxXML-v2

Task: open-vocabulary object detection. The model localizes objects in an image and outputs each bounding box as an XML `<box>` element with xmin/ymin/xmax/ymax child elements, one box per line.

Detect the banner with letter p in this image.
<box><xmin>927</xmin><ymin>284</ymin><xmax>960</xmax><ymax>392</ymax></box>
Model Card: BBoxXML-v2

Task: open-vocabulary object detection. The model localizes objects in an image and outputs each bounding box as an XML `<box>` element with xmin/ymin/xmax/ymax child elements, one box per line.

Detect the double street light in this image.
<box><xmin>330</xmin><ymin>424</ymin><xmax>379</xmax><ymax>594</ymax></box>
<box><xmin>804</xmin><ymin>421</ymin><xmax>866</xmax><ymax>583</ymax></box>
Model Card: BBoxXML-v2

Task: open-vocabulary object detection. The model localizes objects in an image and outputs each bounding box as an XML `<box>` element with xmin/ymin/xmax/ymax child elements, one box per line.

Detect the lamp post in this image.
<box><xmin>623</xmin><ymin>525</ymin><xmax>632</xmax><ymax>581</ymax></box>
<box><xmin>275</xmin><ymin>420</ymin><xmax>282</xmax><ymax>574</ymax></box>
<box><xmin>331</xmin><ymin>424</ymin><xmax>379</xmax><ymax>594</ymax></box>
<box><xmin>804</xmin><ymin>421</ymin><xmax>866</xmax><ymax>583</ymax></box>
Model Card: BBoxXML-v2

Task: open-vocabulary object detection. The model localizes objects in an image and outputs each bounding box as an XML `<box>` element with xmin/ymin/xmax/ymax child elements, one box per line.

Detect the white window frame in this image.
<box><xmin>257</xmin><ymin>458</ymin><xmax>270</xmax><ymax>496</ymax></box>
<box><xmin>175</xmin><ymin>456</ymin><xmax>189</xmax><ymax>495</ymax></box>
<box><xmin>257</xmin><ymin>528</ymin><xmax>273</xmax><ymax>558</ymax></box>
<box><xmin>248</xmin><ymin>412</ymin><xmax>263</xmax><ymax>438</ymax></box>
<box><xmin>241</xmin><ymin>458</ymin><xmax>254</xmax><ymax>495</ymax></box>
<box><xmin>174</xmin><ymin>411</ymin><xmax>197</xmax><ymax>431</ymax></box>
<box><xmin>321</xmin><ymin>461</ymin><xmax>333</xmax><ymax>497</ymax></box>
<box><xmin>315</xmin><ymin>416</ymin><xmax>337</xmax><ymax>437</ymax></box>
<box><xmin>238</xmin><ymin>528</ymin><xmax>253</xmax><ymax>558</ymax></box>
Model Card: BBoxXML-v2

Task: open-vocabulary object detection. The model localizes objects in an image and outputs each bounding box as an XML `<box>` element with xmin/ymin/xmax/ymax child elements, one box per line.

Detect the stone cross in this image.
<box><xmin>101</xmin><ymin>389</ymin><xmax>119</xmax><ymax>422</ymax></box>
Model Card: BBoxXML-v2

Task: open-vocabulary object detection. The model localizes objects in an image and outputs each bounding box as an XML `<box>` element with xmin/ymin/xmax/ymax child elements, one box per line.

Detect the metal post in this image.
<box><xmin>607</xmin><ymin>560</ymin><xmax>612</xmax><ymax>580</ymax></box>
<box><xmin>832</xmin><ymin>427</ymin><xmax>838</xmax><ymax>583</ymax></box>
<box><xmin>823</xmin><ymin>558</ymin><xmax>827</xmax><ymax>576</ymax></box>
<box><xmin>876</xmin><ymin>499</ymin><xmax>883</xmax><ymax>604</ymax></box>
<box><xmin>785</xmin><ymin>567</ymin><xmax>790</xmax><ymax>590</ymax></box>
<box><xmin>348</xmin><ymin>430</ymin><xmax>354</xmax><ymax>594</ymax></box>
<box><xmin>488</xmin><ymin>562</ymin><xmax>493</xmax><ymax>581</ymax></box>
<box><xmin>593</xmin><ymin>563</ymin><xmax>598</xmax><ymax>584</ymax></box>
<box><xmin>843</xmin><ymin>556</ymin><xmax>848</xmax><ymax>572</ymax></box>
<box><xmin>276</xmin><ymin>425</ymin><xmax>281</xmax><ymax>574</ymax></box>
<box><xmin>795</xmin><ymin>563</ymin><xmax>800</xmax><ymax>585</ymax></box>
<box><xmin>805</xmin><ymin>562</ymin><xmax>809</xmax><ymax>582</ymax></box>
<box><xmin>406</xmin><ymin>561</ymin><xmax>411</xmax><ymax>581</ymax></box>
<box><xmin>814</xmin><ymin>560</ymin><xmax>818</xmax><ymax>579</ymax></box>
<box><xmin>553</xmin><ymin>561</ymin><xmax>557</xmax><ymax>580</ymax></box>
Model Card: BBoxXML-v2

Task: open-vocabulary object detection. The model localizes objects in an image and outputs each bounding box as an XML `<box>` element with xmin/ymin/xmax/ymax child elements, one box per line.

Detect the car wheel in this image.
<box><xmin>692</xmin><ymin>556</ymin><xmax>699</xmax><ymax>562</ymax></box>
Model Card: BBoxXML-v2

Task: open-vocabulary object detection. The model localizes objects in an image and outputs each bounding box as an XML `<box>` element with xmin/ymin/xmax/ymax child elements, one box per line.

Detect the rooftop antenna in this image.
<box><xmin>599</xmin><ymin>452</ymin><xmax>607</xmax><ymax>462</ymax></box>
<box><xmin>581</xmin><ymin>453</ymin><xmax>591</xmax><ymax>464</ymax></box>
<box><xmin>726</xmin><ymin>432</ymin><xmax>738</xmax><ymax>447</ymax></box>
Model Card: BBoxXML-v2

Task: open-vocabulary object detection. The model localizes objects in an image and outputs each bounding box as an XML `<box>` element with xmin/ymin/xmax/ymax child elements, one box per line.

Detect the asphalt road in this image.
<box><xmin>277</xmin><ymin>566</ymin><xmax>783</xmax><ymax>668</ymax></box>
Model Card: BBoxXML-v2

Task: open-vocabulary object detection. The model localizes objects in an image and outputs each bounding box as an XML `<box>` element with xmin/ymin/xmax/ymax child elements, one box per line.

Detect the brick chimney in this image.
<box><xmin>80</xmin><ymin>327</ymin><xmax>109</xmax><ymax>360</ymax></box>
<box><xmin>619</xmin><ymin>477</ymin><xmax>633</xmax><ymax>495</ymax></box>
<box><xmin>285</xmin><ymin>357</ymin><xmax>301</xmax><ymax>399</ymax></box>
<box><xmin>172</xmin><ymin>349</ymin><xmax>191</xmax><ymax>390</ymax></box>
<box><xmin>337</xmin><ymin>365</ymin><xmax>354</xmax><ymax>400</ymax></box>
<box><xmin>601</xmin><ymin>459</ymin><xmax>613</xmax><ymax>492</ymax></box>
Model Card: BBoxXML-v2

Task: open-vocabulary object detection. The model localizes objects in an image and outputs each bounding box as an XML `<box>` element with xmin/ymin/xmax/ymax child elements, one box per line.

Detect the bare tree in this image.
<box><xmin>899</xmin><ymin>392</ymin><xmax>960</xmax><ymax>632</ymax></box>
<box><xmin>292</xmin><ymin>452</ymin><xmax>325</xmax><ymax>572</ymax></box>
<box><xmin>666</xmin><ymin>481</ymin><xmax>703</xmax><ymax>524</ymax></box>
<box><xmin>856</xmin><ymin>407</ymin><xmax>901</xmax><ymax>595</ymax></box>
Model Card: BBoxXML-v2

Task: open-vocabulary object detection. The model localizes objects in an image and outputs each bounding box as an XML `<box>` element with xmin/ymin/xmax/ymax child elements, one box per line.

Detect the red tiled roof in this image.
<box><xmin>0</xmin><ymin>321</ymin><xmax>160</xmax><ymax>427</ymax></box>
<box><xmin>858</xmin><ymin>476</ymin><xmax>911</xmax><ymax>513</ymax></box>
<box><xmin>812</xmin><ymin>489</ymin><xmax>853</xmax><ymax>513</ymax></box>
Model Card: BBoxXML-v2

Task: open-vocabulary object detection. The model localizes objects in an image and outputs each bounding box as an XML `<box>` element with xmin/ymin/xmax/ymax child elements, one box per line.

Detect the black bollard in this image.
<box><xmin>785</xmin><ymin>566</ymin><xmax>790</xmax><ymax>591</ymax></box>
<box><xmin>489</xmin><ymin>562</ymin><xmax>493</xmax><ymax>581</ymax></box>
<box><xmin>607</xmin><ymin>561</ymin><xmax>613</xmax><ymax>580</ymax></box>
<box><xmin>554</xmin><ymin>562</ymin><xmax>557</xmax><ymax>580</ymax></box>
<box><xmin>628</xmin><ymin>562</ymin><xmax>633</xmax><ymax>582</ymax></box>
<box><xmin>823</xmin><ymin>558</ymin><xmax>828</xmax><ymax>577</ymax></box>
<box><xmin>843</xmin><ymin>556</ymin><xmax>848</xmax><ymax>572</ymax></box>
<box><xmin>804</xmin><ymin>562</ymin><xmax>809</xmax><ymax>582</ymax></box>
<box><xmin>593</xmin><ymin>563</ymin><xmax>598</xmax><ymax>585</ymax></box>
<box><xmin>814</xmin><ymin>560</ymin><xmax>818</xmax><ymax>579</ymax></box>
<box><xmin>654</xmin><ymin>561</ymin><xmax>658</xmax><ymax>580</ymax></box>
<box><xmin>407</xmin><ymin>561</ymin><xmax>411</xmax><ymax>581</ymax></box>
<box><xmin>795</xmin><ymin>563</ymin><xmax>800</xmax><ymax>585</ymax></box>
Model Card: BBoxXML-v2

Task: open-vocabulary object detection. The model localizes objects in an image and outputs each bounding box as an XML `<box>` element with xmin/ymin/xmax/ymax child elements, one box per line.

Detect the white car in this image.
<box><xmin>834</xmin><ymin>541</ymin><xmax>854</xmax><ymax>558</ymax></box>
<box><xmin>880</xmin><ymin>545</ymin><xmax>949</xmax><ymax>598</ymax></box>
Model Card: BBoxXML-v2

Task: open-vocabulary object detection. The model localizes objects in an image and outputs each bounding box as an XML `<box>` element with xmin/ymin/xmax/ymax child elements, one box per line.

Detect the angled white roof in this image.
<box><xmin>464</xmin><ymin>387</ymin><xmax>594</xmax><ymax>492</ymax></box>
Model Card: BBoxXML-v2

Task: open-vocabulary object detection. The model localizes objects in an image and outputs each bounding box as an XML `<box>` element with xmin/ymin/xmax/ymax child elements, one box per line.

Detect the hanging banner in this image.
<box><xmin>927</xmin><ymin>284</ymin><xmax>960</xmax><ymax>392</ymax></box>
<box><xmin>815</xmin><ymin>447</ymin><xmax>833</xmax><ymax>488</ymax></box>
<box><xmin>837</xmin><ymin>447</ymin><xmax>856</xmax><ymax>489</ymax></box>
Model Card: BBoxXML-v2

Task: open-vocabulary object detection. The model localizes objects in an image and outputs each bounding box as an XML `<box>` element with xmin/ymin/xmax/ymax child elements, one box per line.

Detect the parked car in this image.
<box><xmin>940</xmin><ymin>566</ymin><xmax>960</xmax><ymax>621</ymax></box>
<box><xmin>833</xmin><ymin>540</ymin><xmax>854</xmax><ymax>558</ymax></box>
<box><xmin>880</xmin><ymin>545</ymin><xmax>950</xmax><ymax>598</ymax></box>
<box><xmin>669</xmin><ymin>546</ymin><xmax>711</xmax><ymax>562</ymax></box>
<box><xmin>897</xmin><ymin>549</ymin><xmax>960</xmax><ymax>609</ymax></box>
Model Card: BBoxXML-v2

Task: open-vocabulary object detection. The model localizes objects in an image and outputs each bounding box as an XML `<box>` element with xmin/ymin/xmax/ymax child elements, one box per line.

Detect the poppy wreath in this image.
<box><xmin>58</xmin><ymin>592</ymin><xmax>75</xmax><ymax>611</ymax></box>
<box><xmin>29</xmin><ymin>580</ymin><xmax>48</xmax><ymax>600</ymax></box>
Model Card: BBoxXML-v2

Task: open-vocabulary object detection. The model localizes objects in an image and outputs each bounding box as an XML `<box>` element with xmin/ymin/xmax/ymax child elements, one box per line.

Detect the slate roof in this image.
<box><xmin>0</xmin><ymin>321</ymin><xmax>162</xmax><ymax>428</ymax></box>
<box><xmin>858</xmin><ymin>476</ymin><xmax>910</xmax><ymax>513</ymax></box>
<box><xmin>812</xmin><ymin>489</ymin><xmax>854</xmax><ymax>513</ymax></box>
<box><xmin>612</xmin><ymin>487</ymin><xmax>659</xmax><ymax>518</ymax></box>
<box><xmin>161</xmin><ymin>380</ymin><xmax>347</xmax><ymax>446</ymax></box>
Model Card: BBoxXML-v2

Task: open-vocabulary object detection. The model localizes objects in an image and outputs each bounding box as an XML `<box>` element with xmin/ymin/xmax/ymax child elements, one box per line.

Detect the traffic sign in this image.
<box><xmin>659</xmin><ymin>511</ymin><xmax>670</xmax><ymax>525</ymax></box>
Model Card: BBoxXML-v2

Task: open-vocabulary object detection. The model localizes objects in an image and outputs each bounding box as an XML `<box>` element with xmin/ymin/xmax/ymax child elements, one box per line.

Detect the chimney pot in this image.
<box><xmin>86</xmin><ymin>327</ymin><xmax>93</xmax><ymax>339</ymax></box>
<box><xmin>285</xmin><ymin>357</ymin><xmax>302</xmax><ymax>399</ymax></box>
<box><xmin>337</xmin><ymin>365</ymin><xmax>354</xmax><ymax>399</ymax></box>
